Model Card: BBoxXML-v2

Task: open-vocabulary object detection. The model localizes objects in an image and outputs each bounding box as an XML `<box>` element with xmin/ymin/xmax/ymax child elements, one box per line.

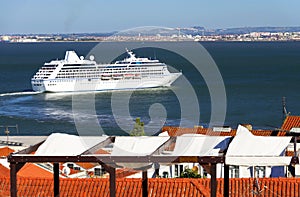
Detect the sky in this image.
<box><xmin>1</xmin><ymin>0</ymin><xmax>300</xmax><ymax>34</ymax></box>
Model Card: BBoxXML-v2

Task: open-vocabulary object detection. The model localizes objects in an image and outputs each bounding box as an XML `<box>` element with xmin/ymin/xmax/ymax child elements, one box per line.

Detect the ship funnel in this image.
<box><xmin>64</xmin><ymin>51</ymin><xmax>80</xmax><ymax>62</ymax></box>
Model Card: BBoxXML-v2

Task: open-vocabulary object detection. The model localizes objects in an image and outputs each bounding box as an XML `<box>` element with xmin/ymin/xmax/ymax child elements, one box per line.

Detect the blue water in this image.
<box><xmin>0</xmin><ymin>41</ymin><xmax>299</xmax><ymax>136</ymax></box>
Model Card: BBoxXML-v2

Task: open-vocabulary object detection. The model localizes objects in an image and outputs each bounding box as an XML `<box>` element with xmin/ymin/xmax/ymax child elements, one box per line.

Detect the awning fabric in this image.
<box><xmin>112</xmin><ymin>136</ymin><xmax>169</xmax><ymax>156</ymax></box>
<box><xmin>111</xmin><ymin>136</ymin><xmax>169</xmax><ymax>169</ymax></box>
<box><xmin>172</xmin><ymin>134</ymin><xmax>231</xmax><ymax>156</ymax></box>
<box><xmin>35</xmin><ymin>133</ymin><xmax>108</xmax><ymax>156</ymax></box>
<box><xmin>226</xmin><ymin>125</ymin><xmax>292</xmax><ymax>166</ymax></box>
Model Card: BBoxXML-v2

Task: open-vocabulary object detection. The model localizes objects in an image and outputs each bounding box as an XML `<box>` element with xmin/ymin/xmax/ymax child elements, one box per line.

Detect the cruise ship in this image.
<box><xmin>31</xmin><ymin>50</ymin><xmax>182</xmax><ymax>92</ymax></box>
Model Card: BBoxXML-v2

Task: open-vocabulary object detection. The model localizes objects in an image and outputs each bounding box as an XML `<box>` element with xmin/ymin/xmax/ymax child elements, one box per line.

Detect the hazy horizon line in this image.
<box><xmin>2</xmin><ymin>25</ymin><xmax>300</xmax><ymax>35</ymax></box>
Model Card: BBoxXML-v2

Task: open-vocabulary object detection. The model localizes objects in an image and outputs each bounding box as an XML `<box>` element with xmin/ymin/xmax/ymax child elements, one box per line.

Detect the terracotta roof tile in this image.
<box><xmin>0</xmin><ymin>163</ymin><xmax>9</xmax><ymax>177</ymax></box>
<box><xmin>116</xmin><ymin>168</ymin><xmax>138</xmax><ymax>178</ymax></box>
<box><xmin>0</xmin><ymin>146</ymin><xmax>15</xmax><ymax>157</ymax></box>
<box><xmin>162</xmin><ymin>126</ymin><xmax>276</xmax><ymax>137</ymax></box>
<box><xmin>0</xmin><ymin>177</ymin><xmax>300</xmax><ymax>197</ymax></box>
<box><xmin>281</xmin><ymin>116</ymin><xmax>300</xmax><ymax>131</ymax></box>
<box><xmin>71</xmin><ymin>149</ymin><xmax>110</xmax><ymax>170</ymax></box>
<box><xmin>251</xmin><ymin>130</ymin><xmax>274</xmax><ymax>136</ymax></box>
<box><xmin>94</xmin><ymin>148</ymin><xmax>110</xmax><ymax>154</ymax></box>
<box><xmin>75</xmin><ymin>162</ymin><xmax>98</xmax><ymax>170</ymax></box>
<box><xmin>18</xmin><ymin>163</ymin><xmax>54</xmax><ymax>178</ymax></box>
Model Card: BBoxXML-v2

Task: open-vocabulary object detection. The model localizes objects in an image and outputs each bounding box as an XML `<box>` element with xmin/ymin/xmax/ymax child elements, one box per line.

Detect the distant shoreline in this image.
<box><xmin>1</xmin><ymin>39</ymin><xmax>300</xmax><ymax>43</ymax></box>
<box><xmin>1</xmin><ymin>26</ymin><xmax>300</xmax><ymax>42</ymax></box>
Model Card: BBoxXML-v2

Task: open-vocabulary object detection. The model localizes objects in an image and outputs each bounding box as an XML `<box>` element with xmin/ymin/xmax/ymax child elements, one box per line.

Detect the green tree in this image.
<box><xmin>179</xmin><ymin>168</ymin><xmax>202</xmax><ymax>178</ymax></box>
<box><xmin>130</xmin><ymin>117</ymin><xmax>145</xmax><ymax>136</ymax></box>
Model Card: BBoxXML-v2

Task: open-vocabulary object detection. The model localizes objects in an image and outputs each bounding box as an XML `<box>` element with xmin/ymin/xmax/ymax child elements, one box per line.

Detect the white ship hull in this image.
<box><xmin>31</xmin><ymin>50</ymin><xmax>182</xmax><ymax>93</ymax></box>
<box><xmin>32</xmin><ymin>73</ymin><xmax>181</xmax><ymax>93</ymax></box>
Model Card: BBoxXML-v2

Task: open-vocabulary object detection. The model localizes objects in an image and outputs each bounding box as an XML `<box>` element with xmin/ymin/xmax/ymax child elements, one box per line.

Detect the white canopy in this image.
<box><xmin>35</xmin><ymin>133</ymin><xmax>108</xmax><ymax>156</ymax></box>
<box><xmin>112</xmin><ymin>136</ymin><xmax>169</xmax><ymax>156</ymax></box>
<box><xmin>226</xmin><ymin>125</ymin><xmax>292</xmax><ymax>166</ymax></box>
<box><xmin>172</xmin><ymin>134</ymin><xmax>230</xmax><ymax>156</ymax></box>
<box><xmin>111</xmin><ymin>136</ymin><xmax>169</xmax><ymax>169</ymax></box>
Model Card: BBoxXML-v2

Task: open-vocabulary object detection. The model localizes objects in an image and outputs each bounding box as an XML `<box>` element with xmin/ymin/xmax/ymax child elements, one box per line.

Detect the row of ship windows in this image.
<box><xmin>40</xmin><ymin>68</ymin><xmax>56</xmax><ymax>70</ymax></box>
<box><xmin>60</xmin><ymin>67</ymin><xmax>163</xmax><ymax>72</ymax></box>
<box><xmin>63</xmin><ymin>63</ymin><xmax>160</xmax><ymax>67</ymax></box>
<box><xmin>115</xmin><ymin>62</ymin><xmax>156</xmax><ymax>64</ymax></box>
<box><xmin>33</xmin><ymin>76</ymin><xmax>164</xmax><ymax>86</ymax></box>
<box><xmin>33</xmin><ymin>77</ymin><xmax>48</xmax><ymax>79</ymax></box>
<box><xmin>63</xmin><ymin>64</ymin><xmax>96</xmax><ymax>67</ymax></box>
<box><xmin>48</xmin><ymin>84</ymin><xmax>57</xmax><ymax>86</ymax></box>
<box><xmin>37</xmin><ymin>68</ymin><xmax>165</xmax><ymax>75</ymax></box>
<box><xmin>57</xmin><ymin>71</ymin><xmax>163</xmax><ymax>75</ymax></box>
<box><xmin>58</xmin><ymin>70</ymin><xmax>164</xmax><ymax>75</ymax></box>
<box><xmin>56</xmin><ymin>73</ymin><xmax>164</xmax><ymax>78</ymax></box>
<box><xmin>43</xmin><ymin>64</ymin><xmax>58</xmax><ymax>67</ymax></box>
<box><xmin>57</xmin><ymin>76</ymin><xmax>98</xmax><ymax>78</ymax></box>
<box><xmin>47</xmin><ymin>80</ymin><xmax>73</xmax><ymax>83</ymax></box>
<box><xmin>35</xmin><ymin>73</ymin><xmax>51</xmax><ymax>76</ymax></box>
<box><xmin>38</xmin><ymin>70</ymin><xmax>54</xmax><ymax>73</ymax></box>
<box><xmin>40</xmin><ymin>65</ymin><xmax>164</xmax><ymax>71</ymax></box>
<box><xmin>61</xmin><ymin>66</ymin><xmax>97</xmax><ymax>70</ymax></box>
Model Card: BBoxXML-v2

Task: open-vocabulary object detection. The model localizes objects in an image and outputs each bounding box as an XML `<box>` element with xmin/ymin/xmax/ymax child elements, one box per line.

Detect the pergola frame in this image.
<box><xmin>9</xmin><ymin>153</ymin><xmax>227</xmax><ymax>197</ymax></box>
<box><xmin>8</xmin><ymin>137</ymin><xmax>229</xmax><ymax>197</ymax></box>
<box><xmin>8</xmin><ymin>136</ymin><xmax>299</xmax><ymax>197</ymax></box>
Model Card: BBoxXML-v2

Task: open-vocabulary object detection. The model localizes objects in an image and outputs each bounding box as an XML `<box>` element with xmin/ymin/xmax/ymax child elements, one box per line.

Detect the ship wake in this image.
<box><xmin>0</xmin><ymin>91</ymin><xmax>42</xmax><ymax>97</ymax></box>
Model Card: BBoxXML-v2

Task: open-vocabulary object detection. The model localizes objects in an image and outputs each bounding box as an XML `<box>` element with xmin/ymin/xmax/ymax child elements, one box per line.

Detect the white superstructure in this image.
<box><xmin>31</xmin><ymin>50</ymin><xmax>182</xmax><ymax>92</ymax></box>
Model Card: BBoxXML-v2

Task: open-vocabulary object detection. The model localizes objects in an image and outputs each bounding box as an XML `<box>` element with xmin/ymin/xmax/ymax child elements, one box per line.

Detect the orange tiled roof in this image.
<box><xmin>75</xmin><ymin>162</ymin><xmax>98</xmax><ymax>170</ymax></box>
<box><xmin>94</xmin><ymin>149</ymin><xmax>110</xmax><ymax>154</ymax></box>
<box><xmin>228</xmin><ymin>178</ymin><xmax>300</xmax><ymax>197</ymax></box>
<box><xmin>281</xmin><ymin>116</ymin><xmax>300</xmax><ymax>131</ymax></box>
<box><xmin>162</xmin><ymin>126</ymin><xmax>234</xmax><ymax>136</ymax></box>
<box><xmin>0</xmin><ymin>177</ymin><xmax>299</xmax><ymax>197</ymax></box>
<box><xmin>18</xmin><ymin>163</ymin><xmax>54</xmax><ymax>178</ymax></box>
<box><xmin>116</xmin><ymin>168</ymin><xmax>138</xmax><ymax>178</ymax></box>
<box><xmin>0</xmin><ymin>146</ymin><xmax>15</xmax><ymax>157</ymax></box>
<box><xmin>75</xmin><ymin>149</ymin><xmax>110</xmax><ymax>170</ymax></box>
<box><xmin>0</xmin><ymin>177</ymin><xmax>216</xmax><ymax>197</ymax></box>
<box><xmin>162</xmin><ymin>126</ymin><xmax>277</xmax><ymax>137</ymax></box>
<box><xmin>0</xmin><ymin>164</ymin><xmax>9</xmax><ymax>177</ymax></box>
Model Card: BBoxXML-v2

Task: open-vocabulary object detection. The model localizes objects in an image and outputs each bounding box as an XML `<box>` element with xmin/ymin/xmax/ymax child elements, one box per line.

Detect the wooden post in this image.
<box><xmin>10</xmin><ymin>162</ymin><xmax>17</xmax><ymax>197</ymax></box>
<box><xmin>210</xmin><ymin>164</ymin><xmax>217</xmax><ymax>197</ymax></box>
<box><xmin>101</xmin><ymin>164</ymin><xmax>116</xmax><ymax>197</ymax></box>
<box><xmin>53</xmin><ymin>163</ymin><xmax>60</xmax><ymax>197</ymax></box>
<box><xmin>142</xmin><ymin>171</ymin><xmax>148</xmax><ymax>197</ymax></box>
<box><xmin>292</xmin><ymin>136</ymin><xmax>299</xmax><ymax>164</ymax></box>
<box><xmin>10</xmin><ymin>162</ymin><xmax>25</xmax><ymax>197</ymax></box>
<box><xmin>224</xmin><ymin>164</ymin><xmax>229</xmax><ymax>197</ymax></box>
<box><xmin>108</xmin><ymin>167</ymin><xmax>116</xmax><ymax>197</ymax></box>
